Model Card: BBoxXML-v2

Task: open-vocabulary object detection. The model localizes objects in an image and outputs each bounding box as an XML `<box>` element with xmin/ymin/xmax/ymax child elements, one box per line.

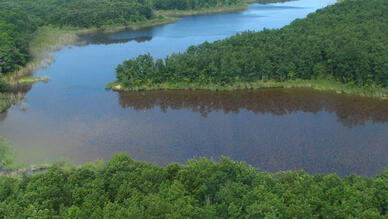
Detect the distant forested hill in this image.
<box><xmin>115</xmin><ymin>0</ymin><xmax>388</xmax><ymax>90</ymax></box>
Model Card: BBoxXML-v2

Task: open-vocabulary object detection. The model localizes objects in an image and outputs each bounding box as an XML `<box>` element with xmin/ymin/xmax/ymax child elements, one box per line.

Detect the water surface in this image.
<box><xmin>1</xmin><ymin>0</ymin><xmax>387</xmax><ymax>176</ymax></box>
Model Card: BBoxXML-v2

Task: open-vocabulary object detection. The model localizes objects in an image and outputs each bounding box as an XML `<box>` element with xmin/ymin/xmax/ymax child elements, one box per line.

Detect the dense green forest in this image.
<box><xmin>0</xmin><ymin>9</ymin><xmax>36</xmax><ymax>76</ymax></box>
<box><xmin>0</xmin><ymin>153</ymin><xmax>387</xmax><ymax>218</ymax></box>
<box><xmin>152</xmin><ymin>0</ymin><xmax>243</xmax><ymax>10</ymax></box>
<box><xmin>114</xmin><ymin>0</ymin><xmax>388</xmax><ymax>91</ymax></box>
<box><xmin>0</xmin><ymin>0</ymin><xmax>247</xmax><ymax>78</ymax></box>
<box><xmin>0</xmin><ymin>78</ymin><xmax>8</xmax><ymax>92</ymax></box>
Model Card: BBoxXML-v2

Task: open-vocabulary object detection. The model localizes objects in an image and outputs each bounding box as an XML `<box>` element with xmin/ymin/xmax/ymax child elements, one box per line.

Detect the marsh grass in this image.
<box><xmin>107</xmin><ymin>79</ymin><xmax>388</xmax><ymax>99</ymax></box>
<box><xmin>18</xmin><ymin>76</ymin><xmax>49</xmax><ymax>84</ymax></box>
<box><xmin>4</xmin><ymin>26</ymin><xmax>79</xmax><ymax>83</ymax></box>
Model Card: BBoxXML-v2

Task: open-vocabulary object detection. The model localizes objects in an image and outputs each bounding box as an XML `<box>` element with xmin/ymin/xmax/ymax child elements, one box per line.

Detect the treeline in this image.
<box><xmin>115</xmin><ymin>0</ymin><xmax>388</xmax><ymax>89</ymax></box>
<box><xmin>153</xmin><ymin>0</ymin><xmax>243</xmax><ymax>10</ymax></box>
<box><xmin>0</xmin><ymin>154</ymin><xmax>387</xmax><ymax>218</ymax></box>
<box><xmin>0</xmin><ymin>0</ymin><xmax>246</xmax><ymax>78</ymax></box>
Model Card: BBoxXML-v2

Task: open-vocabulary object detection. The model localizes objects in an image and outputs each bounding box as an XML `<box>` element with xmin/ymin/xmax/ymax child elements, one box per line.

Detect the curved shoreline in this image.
<box><xmin>4</xmin><ymin>4</ymin><xmax>253</xmax><ymax>84</ymax></box>
<box><xmin>4</xmin><ymin>18</ymin><xmax>180</xmax><ymax>83</ymax></box>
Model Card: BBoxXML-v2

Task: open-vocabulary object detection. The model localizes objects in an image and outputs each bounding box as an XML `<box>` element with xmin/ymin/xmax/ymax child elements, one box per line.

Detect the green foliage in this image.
<box><xmin>0</xmin><ymin>154</ymin><xmax>387</xmax><ymax>218</ymax></box>
<box><xmin>116</xmin><ymin>0</ymin><xmax>388</xmax><ymax>89</ymax></box>
<box><xmin>152</xmin><ymin>0</ymin><xmax>243</xmax><ymax>10</ymax></box>
<box><xmin>0</xmin><ymin>9</ymin><xmax>35</xmax><ymax>74</ymax></box>
<box><xmin>0</xmin><ymin>77</ymin><xmax>8</xmax><ymax>93</ymax></box>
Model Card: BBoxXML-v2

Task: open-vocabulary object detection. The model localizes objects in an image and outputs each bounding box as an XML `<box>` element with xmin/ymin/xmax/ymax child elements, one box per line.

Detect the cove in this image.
<box><xmin>1</xmin><ymin>0</ymin><xmax>387</xmax><ymax>177</ymax></box>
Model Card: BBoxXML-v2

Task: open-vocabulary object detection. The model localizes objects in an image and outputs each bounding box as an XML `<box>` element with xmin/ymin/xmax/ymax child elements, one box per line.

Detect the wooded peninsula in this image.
<box><xmin>110</xmin><ymin>0</ymin><xmax>388</xmax><ymax>97</ymax></box>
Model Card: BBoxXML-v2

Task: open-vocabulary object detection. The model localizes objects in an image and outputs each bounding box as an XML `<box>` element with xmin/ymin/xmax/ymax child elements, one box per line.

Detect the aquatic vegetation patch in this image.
<box><xmin>18</xmin><ymin>76</ymin><xmax>49</xmax><ymax>84</ymax></box>
<box><xmin>107</xmin><ymin>79</ymin><xmax>388</xmax><ymax>98</ymax></box>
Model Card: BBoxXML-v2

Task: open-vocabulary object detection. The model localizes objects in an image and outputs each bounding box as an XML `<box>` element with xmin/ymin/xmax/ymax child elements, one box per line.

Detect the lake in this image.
<box><xmin>1</xmin><ymin>0</ymin><xmax>387</xmax><ymax>177</ymax></box>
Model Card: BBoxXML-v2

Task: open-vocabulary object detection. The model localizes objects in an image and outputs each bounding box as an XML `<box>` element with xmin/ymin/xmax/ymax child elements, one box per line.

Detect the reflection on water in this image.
<box><xmin>118</xmin><ymin>89</ymin><xmax>388</xmax><ymax>127</ymax></box>
<box><xmin>78</xmin><ymin>32</ymin><xmax>153</xmax><ymax>45</ymax></box>
<box><xmin>0</xmin><ymin>111</ymin><xmax>7</xmax><ymax>122</ymax></box>
<box><xmin>112</xmin><ymin>88</ymin><xmax>387</xmax><ymax>177</ymax></box>
<box><xmin>0</xmin><ymin>84</ymin><xmax>32</xmax><ymax>113</ymax></box>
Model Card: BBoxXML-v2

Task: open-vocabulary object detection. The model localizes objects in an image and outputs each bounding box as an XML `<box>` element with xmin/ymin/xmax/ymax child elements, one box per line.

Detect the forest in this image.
<box><xmin>0</xmin><ymin>153</ymin><xmax>387</xmax><ymax>218</ymax></box>
<box><xmin>114</xmin><ymin>0</ymin><xmax>388</xmax><ymax>90</ymax></box>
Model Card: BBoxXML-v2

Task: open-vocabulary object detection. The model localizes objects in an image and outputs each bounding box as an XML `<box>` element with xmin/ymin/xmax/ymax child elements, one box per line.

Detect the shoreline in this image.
<box><xmin>0</xmin><ymin>4</ymin><xmax>254</xmax><ymax>113</ymax></box>
<box><xmin>4</xmin><ymin>17</ymin><xmax>180</xmax><ymax>84</ymax></box>
<box><xmin>5</xmin><ymin>0</ymin><xmax>386</xmax><ymax>101</ymax></box>
<box><xmin>0</xmin><ymin>4</ymin><xmax>255</xmax><ymax>112</ymax></box>
<box><xmin>4</xmin><ymin>3</ymin><xmax>253</xmax><ymax>84</ymax></box>
<box><xmin>106</xmin><ymin>79</ymin><xmax>388</xmax><ymax>99</ymax></box>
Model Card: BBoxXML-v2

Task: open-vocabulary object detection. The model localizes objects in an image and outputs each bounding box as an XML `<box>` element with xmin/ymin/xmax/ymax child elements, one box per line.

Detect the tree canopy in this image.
<box><xmin>115</xmin><ymin>0</ymin><xmax>388</xmax><ymax>89</ymax></box>
<box><xmin>0</xmin><ymin>153</ymin><xmax>387</xmax><ymax>218</ymax></box>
